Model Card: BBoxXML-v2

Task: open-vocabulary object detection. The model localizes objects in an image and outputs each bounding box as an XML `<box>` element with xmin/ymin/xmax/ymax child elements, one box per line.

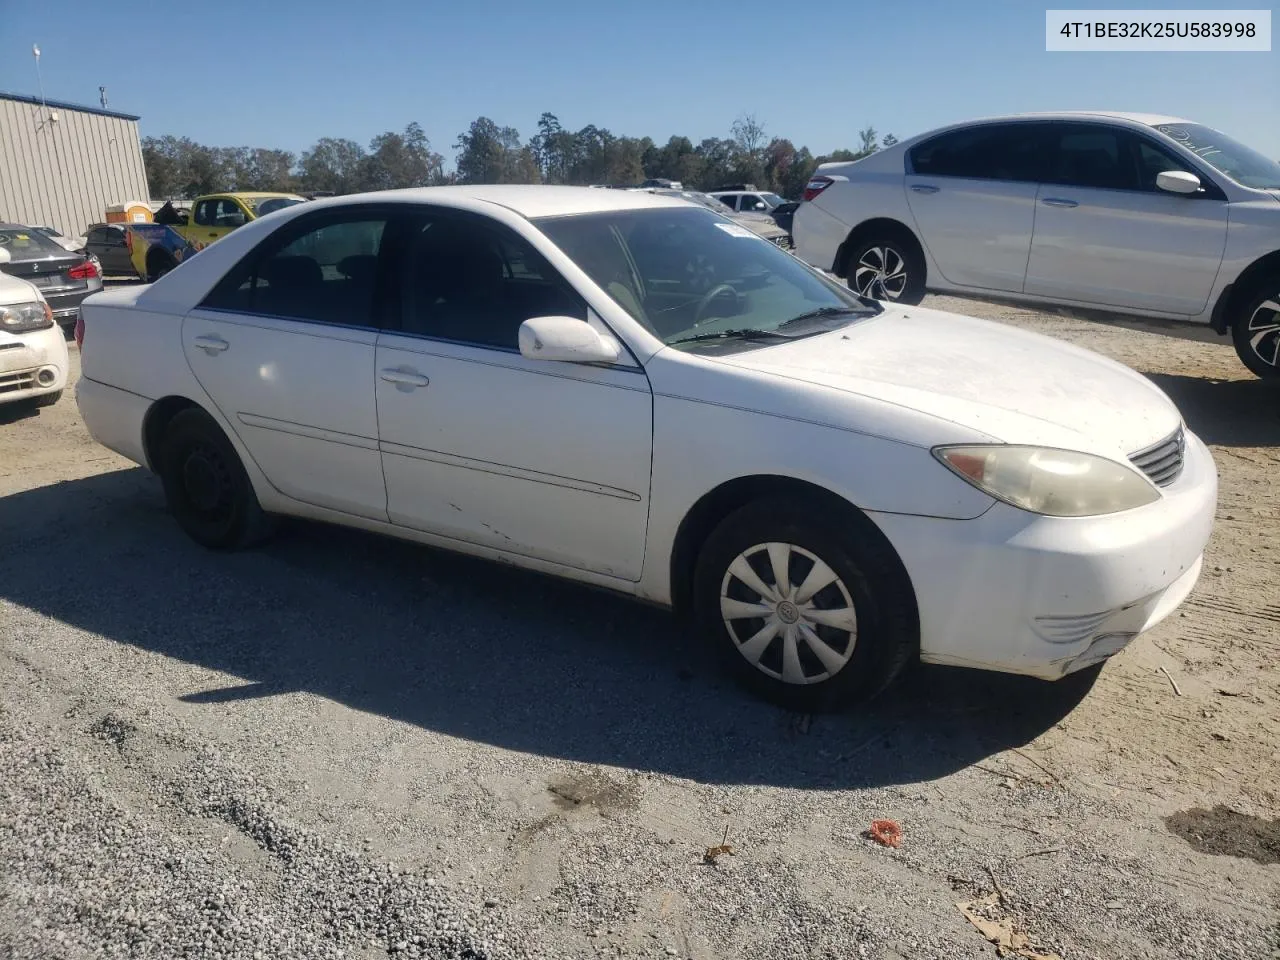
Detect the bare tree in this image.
<box><xmin>731</xmin><ymin>113</ymin><xmax>768</xmax><ymax>156</ymax></box>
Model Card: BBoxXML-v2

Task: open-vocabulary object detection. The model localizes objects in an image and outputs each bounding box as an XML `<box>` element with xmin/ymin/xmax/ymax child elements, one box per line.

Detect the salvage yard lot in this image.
<box><xmin>1</xmin><ymin>297</ymin><xmax>1277</xmax><ymax>959</ymax></box>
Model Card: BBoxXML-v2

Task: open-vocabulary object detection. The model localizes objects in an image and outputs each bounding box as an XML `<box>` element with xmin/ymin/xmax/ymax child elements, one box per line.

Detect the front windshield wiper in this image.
<box><xmin>777</xmin><ymin>305</ymin><xmax>875</xmax><ymax>329</ymax></box>
<box><xmin>667</xmin><ymin>328</ymin><xmax>794</xmax><ymax>346</ymax></box>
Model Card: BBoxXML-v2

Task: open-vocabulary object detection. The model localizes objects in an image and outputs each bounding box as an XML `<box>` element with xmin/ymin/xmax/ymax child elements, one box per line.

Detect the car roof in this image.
<box><xmin>302</xmin><ymin>185</ymin><xmax>692</xmax><ymax>219</ymax></box>
<box><xmin>950</xmin><ymin>110</ymin><xmax>1190</xmax><ymax>127</ymax></box>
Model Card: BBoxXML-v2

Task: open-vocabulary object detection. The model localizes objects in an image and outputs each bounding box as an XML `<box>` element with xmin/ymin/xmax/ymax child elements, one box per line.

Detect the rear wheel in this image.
<box><xmin>1231</xmin><ymin>276</ymin><xmax>1280</xmax><ymax>380</ymax></box>
<box><xmin>693</xmin><ymin>498</ymin><xmax>917</xmax><ymax>712</ymax></box>
<box><xmin>146</xmin><ymin>250</ymin><xmax>176</xmax><ymax>283</ymax></box>
<box><xmin>158</xmin><ymin>408</ymin><xmax>272</xmax><ymax>549</ymax></box>
<box><xmin>842</xmin><ymin>232</ymin><xmax>925</xmax><ymax>305</ymax></box>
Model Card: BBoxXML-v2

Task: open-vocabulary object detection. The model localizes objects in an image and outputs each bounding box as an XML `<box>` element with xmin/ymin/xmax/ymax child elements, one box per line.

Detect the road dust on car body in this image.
<box><xmin>1</xmin><ymin>298</ymin><xmax>1278</xmax><ymax>959</ymax></box>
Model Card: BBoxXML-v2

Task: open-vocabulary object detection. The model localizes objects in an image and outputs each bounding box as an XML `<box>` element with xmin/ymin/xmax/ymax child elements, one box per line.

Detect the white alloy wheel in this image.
<box><xmin>1245</xmin><ymin>296</ymin><xmax>1280</xmax><ymax>369</ymax></box>
<box><xmin>719</xmin><ymin>541</ymin><xmax>858</xmax><ymax>685</ymax></box>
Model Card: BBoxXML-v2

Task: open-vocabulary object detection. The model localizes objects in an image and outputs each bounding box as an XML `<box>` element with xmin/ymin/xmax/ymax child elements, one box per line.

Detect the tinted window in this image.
<box><xmin>0</xmin><ymin>228</ymin><xmax>67</xmax><ymax>256</ymax></box>
<box><xmin>1042</xmin><ymin>125</ymin><xmax>1137</xmax><ymax>191</ymax></box>
<box><xmin>399</xmin><ymin>216</ymin><xmax>587</xmax><ymax>350</ymax></box>
<box><xmin>740</xmin><ymin>195</ymin><xmax>765</xmax><ymax>210</ymax></box>
<box><xmin>193</xmin><ymin>200</ymin><xmax>217</xmax><ymax>226</ymax></box>
<box><xmin>909</xmin><ymin>125</ymin><xmax>1043</xmax><ymax>181</ymax></box>
<box><xmin>202</xmin><ymin>215</ymin><xmax>388</xmax><ymax>326</ymax></box>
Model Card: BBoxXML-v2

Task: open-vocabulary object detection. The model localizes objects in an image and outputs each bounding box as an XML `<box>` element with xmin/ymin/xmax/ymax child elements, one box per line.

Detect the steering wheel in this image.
<box><xmin>693</xmin><ymin>283</ymin><xmax>739</xmax><ymax>326</ymax></box>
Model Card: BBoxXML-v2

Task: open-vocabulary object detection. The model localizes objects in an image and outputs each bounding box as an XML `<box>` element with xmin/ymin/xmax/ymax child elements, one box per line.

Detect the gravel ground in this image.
<box><xmin>1</xmin><ymin>296</ymin><xmax>1278</xmax><ymax>959</ymax></box>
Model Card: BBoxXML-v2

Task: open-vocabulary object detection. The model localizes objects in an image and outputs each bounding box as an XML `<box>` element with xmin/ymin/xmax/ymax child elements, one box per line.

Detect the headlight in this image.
<box><xmin>934</xmin><ymin>445</ymin><xmax>1160</xmax><ymax>517</ymax></box>
<box><xmin>0</xmin><ymin>301</ymin><xmax>54</xmax><ymax>333</ymax></box>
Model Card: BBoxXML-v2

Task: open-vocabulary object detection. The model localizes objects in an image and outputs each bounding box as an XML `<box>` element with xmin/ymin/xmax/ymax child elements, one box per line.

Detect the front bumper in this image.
<box><xmin>869</xmin><ymin>430</ymin><xmax>1218</xmax><ymax>680</ymax></box>
<box><xmin>0</xmin><ymin>324</ymin><xmax>70</xmax><ymax>403</ymax></box>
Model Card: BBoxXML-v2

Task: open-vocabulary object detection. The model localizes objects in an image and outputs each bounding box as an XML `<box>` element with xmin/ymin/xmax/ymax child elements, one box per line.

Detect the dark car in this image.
<box><xmin>0</xmin><ymin>223</ymin><xmax>104</xmax><ymax>329</ymax></box>
<box><xmin>83</xmin><ymin>223</ymin><xmax>139</xmax><ymax>277</ymax></box>
<box><xmin>771</xmin><ymin>200</ymin><xmax>799</xmax><ymax>234</ymax></box>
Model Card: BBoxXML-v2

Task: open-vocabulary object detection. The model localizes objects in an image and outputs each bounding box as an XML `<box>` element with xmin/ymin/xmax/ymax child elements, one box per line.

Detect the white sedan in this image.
<box><xmin>0</xmin><ymin>248</ymin><xmax>68</xmax><ymax>407</ymax></box>
<box><xmin>75</xmin><ymin>186</ymin><xmax>1216</xmax><ymax>710</ymax></box>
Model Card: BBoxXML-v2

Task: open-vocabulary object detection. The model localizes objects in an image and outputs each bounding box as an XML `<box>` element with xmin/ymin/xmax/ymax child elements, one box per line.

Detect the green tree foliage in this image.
<box><xmin>142</xmin><ymin>114</ymin><xmax>884</xmax><ymax>201</ymax></box>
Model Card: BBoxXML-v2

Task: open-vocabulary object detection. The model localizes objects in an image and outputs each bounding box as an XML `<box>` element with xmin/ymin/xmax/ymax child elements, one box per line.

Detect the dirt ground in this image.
<box><xmin>1</xmin><ymin>296</ymin><xmax>1277</xmax><ymax>959</ymax></box>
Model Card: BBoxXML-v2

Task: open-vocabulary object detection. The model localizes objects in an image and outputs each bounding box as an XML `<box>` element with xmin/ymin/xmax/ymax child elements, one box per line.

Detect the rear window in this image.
<box><xmin>0</xmin><ymin>228</ymin><xmax>68</xmax><ymax>256</ymax></box>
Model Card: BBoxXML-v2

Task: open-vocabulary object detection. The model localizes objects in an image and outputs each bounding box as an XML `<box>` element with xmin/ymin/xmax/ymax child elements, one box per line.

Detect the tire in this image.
<box><xmin>692</xmin><ymin>497</ymin><xmax>917</xmax><ymax>712</ymax></box>
<box><xmin>158</xmin><ymin>408</ymin><xmax>272</xmax><ymax>549</ymax></box>
<box><xmin>146</xmin><ymin>251</ymin><xmax>176</xmax><ymax>284</ymax></box>
<box><xmin>842</xmin><ymin>232</ymin><xmax>925</xmax><ymax>305</ymax></box>
<box><xmin>34</xmin><ymin>389</ymin><xmax>62</xmax><ymax>408</ymax></box>
<box><xmin>1230</xmin><ymin>276</ymin><xmax>1280</xmax><ymax>380</ymax></box>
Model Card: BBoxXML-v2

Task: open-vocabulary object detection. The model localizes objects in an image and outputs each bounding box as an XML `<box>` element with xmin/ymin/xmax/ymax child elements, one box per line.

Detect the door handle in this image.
<box><xmin>193</xmin><ymin>335</ymin><xmax>229</xmax><ymax>354</ymax></box>
<box><xmin>1041</xmin><ymin>197</ymin><xmax>1079</xmax><ymax>208</ymax></box>
<box><xmin>379</xmin><ymin>367</ymin><xmax>430</xmax><ymax>388</ymax></box>
<box><xmin>910</xmin><ymin>184</ymin><xmax>940</xmax><ymax>194</ymax></box>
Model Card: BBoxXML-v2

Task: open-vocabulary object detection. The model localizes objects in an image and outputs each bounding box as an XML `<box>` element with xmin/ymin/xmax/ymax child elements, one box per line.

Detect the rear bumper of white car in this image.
<box><xmin>76</xmin><ymin>376</ymin><xmax>151</xmax><ymax>467</ymax></box>
<box><xmin>870</xmin><ymin>430</ymin><xmax>1217</xmax><ymax>680</ymax></box>
<box><xmin>0</xmin><ymin>324</ymin><xmax>69</xmax><ymax>405</ymax></box>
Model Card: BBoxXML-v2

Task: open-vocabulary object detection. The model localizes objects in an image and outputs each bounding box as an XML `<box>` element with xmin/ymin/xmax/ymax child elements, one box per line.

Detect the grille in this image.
<box><xmin>1128</xmin><ymin>426</ymin><xmax>1186</xmax><ymax>487</ymax></box>
<box><xmin>0</xmin><ymin>369</ymin><xmax>36</xmax><ymax>395</ymax></box>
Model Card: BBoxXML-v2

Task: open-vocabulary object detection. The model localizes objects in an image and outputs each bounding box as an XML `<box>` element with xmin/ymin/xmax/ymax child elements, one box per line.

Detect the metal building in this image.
<box><xmin>0</xmin><ymin>91</ymin><xmax>149</xmax><ymax>239</ymax></box>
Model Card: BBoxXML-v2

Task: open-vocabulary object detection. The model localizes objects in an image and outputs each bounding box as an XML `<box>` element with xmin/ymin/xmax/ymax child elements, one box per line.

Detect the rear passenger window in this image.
<box><xmin>909</xmin><ymin>125</ymin><xmax>1043</xmax><ymax>182</ymax></box>
<box><xmin>398</xmin><ymin>217</ymin><xmax>586</xmax><ymax>350</ymax></box>
<box><xmin>201</xmin><ymin>216</ymin><xmax>387</xmax><ymax>327</ymax></box>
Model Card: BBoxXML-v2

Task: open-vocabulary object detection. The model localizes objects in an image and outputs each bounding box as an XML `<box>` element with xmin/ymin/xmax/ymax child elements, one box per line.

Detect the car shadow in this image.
<box><xmin>1143</xmin><ymin>373</ymin><xmax>1280</xmax><ymax>447</ymax></box>
<box><xmin>0</xmin><ymin>468</ymin><xmax>1098</xmax><ymax>791</ymax></box>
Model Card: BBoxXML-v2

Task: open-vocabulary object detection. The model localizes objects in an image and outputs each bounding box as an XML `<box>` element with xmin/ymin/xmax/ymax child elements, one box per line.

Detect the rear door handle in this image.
<box><xmin>379</xmin><ymin>367</ymin><xmax>430</xmax><ymax>388</ymax></box>
<box><xmin>910</xmin><ymin>184</ymin><xmax>940</xmax><ymax>194</ymax></box>
<box><xmin>1041</xmin><ymin>197</ymin><xmax>1079</xmax><ymax>208</ymax></box>
<box><xmin>193</xmin><ymin>335</ymin><xmax>229</xmax><ymax>354</ymax></box>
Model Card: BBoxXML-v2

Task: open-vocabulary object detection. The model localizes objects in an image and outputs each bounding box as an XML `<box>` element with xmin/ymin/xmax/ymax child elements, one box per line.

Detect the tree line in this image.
<box><xmin>142</xmin><ymin>113</ymin><xmax>897</xmax><ymax>201</ymax></box>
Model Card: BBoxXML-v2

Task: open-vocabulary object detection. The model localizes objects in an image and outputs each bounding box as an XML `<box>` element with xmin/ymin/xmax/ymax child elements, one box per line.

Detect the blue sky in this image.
<box><xmin>2</xmin><ymin>0</ymin><xmax>1276</xmax><ymax>163</ymax></box>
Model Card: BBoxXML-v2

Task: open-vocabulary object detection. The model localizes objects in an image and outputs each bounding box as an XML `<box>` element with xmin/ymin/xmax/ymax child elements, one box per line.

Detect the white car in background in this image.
<box><xmin>76</xmin><ymin>186</ymin><xmax>1215</xmax><ymax>711</ymax></box>
<box><xmin>794</xmin><ymin>112</ymin><xmax>1280</xmax><ymax>380</ymax></box>
<box><xmin>0</xmin><ymin>247</ymin><xmax>69</xmax><ymax>407</ymax></box>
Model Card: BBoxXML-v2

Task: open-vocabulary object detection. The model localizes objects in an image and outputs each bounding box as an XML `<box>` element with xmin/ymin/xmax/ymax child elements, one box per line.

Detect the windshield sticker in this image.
<box><xmin>714</xmin><ymin>222</ymin><xmax>759</xmax><ymax>239</ymax></box>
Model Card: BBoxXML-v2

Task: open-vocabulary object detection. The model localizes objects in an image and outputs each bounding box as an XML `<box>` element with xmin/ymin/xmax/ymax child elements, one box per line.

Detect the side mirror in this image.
<box><xmin>519</xmin><ymin>315</ymin><xmax>621</xmax><ymax>364</ymax></box>
<box><xmin>0</xmin><ymin>247</ymin><xmax>10</xmax><ymax>264</ymax></box>
<box><xmin>1156</xmin><ymin>170</ymin><xmax>1201</xmax><ymax>195</ymax></box>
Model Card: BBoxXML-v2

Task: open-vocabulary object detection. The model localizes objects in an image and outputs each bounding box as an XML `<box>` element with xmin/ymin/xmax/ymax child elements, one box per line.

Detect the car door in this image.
<box><xmin>183</xmin><ymin>205</ymin><xmax>393</xmax><ymax>520</ymax></box>
<box><xmin>375</xmin><ymin>209</ymin><xmax>654</xmax><ymax>580</ymax></box>
<box><xmin>904</xmin><ymin>122</ymin><xmax>1044</xmax><ymax>292</ymax></box>
<box><xmin>86</xmin><ymin>226</ymin><xmax>131</xmax><ymax>275</ymax></box>
<box><xmin>188</xmin><ymin>197</ymin><xmax>242</xmax><ymax>249</ymax></box>
<box><xmin>1023</xmin><ymin>122</ymin><xmax>1229</xmax><ymax>315</ymax></box>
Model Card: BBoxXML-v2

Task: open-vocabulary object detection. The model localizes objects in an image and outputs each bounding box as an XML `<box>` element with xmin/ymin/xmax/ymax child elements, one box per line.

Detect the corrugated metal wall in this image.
<box><xmin>0</xmin><ymin>95</ymin><xmax>150</xmax><ymax>239</ymax></box>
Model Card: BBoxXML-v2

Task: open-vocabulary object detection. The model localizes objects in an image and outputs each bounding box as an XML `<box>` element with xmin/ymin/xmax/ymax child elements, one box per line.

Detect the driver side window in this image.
<box><xmin>1134</xmin><ymin>139</ymin><xmax>1197</xmax><ymax>193</ymax></box>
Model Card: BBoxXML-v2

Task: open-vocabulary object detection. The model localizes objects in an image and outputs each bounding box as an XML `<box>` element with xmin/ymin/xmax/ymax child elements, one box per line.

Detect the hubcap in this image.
<box><xmin>719</xmin><ymin>542</ymin><xmax>858</xmax><ymax>686</ymax></box>
<box><xmin>1246</xmin><ymin>296</ymin><xmax>1280</xmax><ymax>368</ymax></box>
<box><xmin>852</xmin><ymin>246</ymin><xmax>908</xmax><ymax>301</ymax></box>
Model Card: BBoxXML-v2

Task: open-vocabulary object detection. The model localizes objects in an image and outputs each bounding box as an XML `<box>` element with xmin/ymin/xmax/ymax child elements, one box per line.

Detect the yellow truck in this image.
<box><xmin>165</xmin><ymin>192</ymin><xmax>307</xmax><ymax>251</ymax></box>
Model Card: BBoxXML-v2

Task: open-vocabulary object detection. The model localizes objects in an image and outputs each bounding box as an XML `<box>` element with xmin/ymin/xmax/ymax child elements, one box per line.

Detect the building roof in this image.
<box><xmin>0</xmin><ymin>91</ymin><xmax>140</xmax><ymax>122</ymax></box>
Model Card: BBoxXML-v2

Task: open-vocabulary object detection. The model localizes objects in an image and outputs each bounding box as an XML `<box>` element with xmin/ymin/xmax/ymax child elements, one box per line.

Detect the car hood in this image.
<box><xmin>718</xmin><ymin>302</ymin><xmax>1182</xmax><ymax>458</ymax></box>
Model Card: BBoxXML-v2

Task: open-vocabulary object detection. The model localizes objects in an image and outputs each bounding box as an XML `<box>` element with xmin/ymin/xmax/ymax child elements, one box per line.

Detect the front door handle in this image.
<box><xmin>910</xmin><ymin>184</ymin><xmax>940</xmax><ymax>194</ymax></box>
<box><xmin>1041</xmin><ymin>197</ymin><xmax>1079</xmax><ymax>208</ymax></box>
<box><xmin>379</xmin><ymin>367</ymin><xmax>430</xmax><ymax>388</ymax></box>
<box><xmin>193</xmin><ymin>335</ymin><xmax>229</xmax><ymax>354</ymax></box>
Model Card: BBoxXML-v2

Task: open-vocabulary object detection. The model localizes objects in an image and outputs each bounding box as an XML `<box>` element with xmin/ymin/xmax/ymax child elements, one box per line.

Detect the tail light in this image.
<box><xmin>74</xmin><ymin>308</ymin><xmax>85</xmax><ymax>348</ymax></box>
<box><xmin>124</xmin><ymin>230</ymin><xmax>133</xmax><ymax>253</ymax></box>
<box><xmin>802</xmin><ymin>176</ymin><xmax>835</xmax><ymax>202</ymax></box>
<box><xmin>68</xmin><ymin>259</ymin><xmax>100</xmax><ymax>280</ymax></box>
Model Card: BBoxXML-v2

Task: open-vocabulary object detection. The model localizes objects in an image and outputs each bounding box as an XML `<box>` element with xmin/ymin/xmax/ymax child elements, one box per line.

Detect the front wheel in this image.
<box><xmin>693</xmin><ymin>498</ymin><xmax>917</xmax><ymax>712</ymax></box>
<box><xmin>843</xmin><ymin>234</ymin><xmax>925</xmax><ymax>305</ymax></box>
<box><xmin>158</xmin><ymin>408</ymin><xmax>272</xmax><ymax>549</ymax></box>
<box><xmin>1231</xmin><ymin>278</ymin><xmax>1280</xmax><ymax>380</ymax></box>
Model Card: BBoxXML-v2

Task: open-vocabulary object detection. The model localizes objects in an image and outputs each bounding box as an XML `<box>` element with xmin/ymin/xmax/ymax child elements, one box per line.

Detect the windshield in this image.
<box><xmin>252</xmin><ymin>197</ymin><xmax>305</xmax><ymax>216</ymax></box>
<box><xmin>534</xmin><ymin>207</ymin><xmax>878</xmax><ymax>351</ymax></box>
<box><xmin>0</xmin><ymin>228</ymin><xmax>69</xmax><ymax>257</ymax></box>
<box><xmin>761</xmin><ymin>193</ymin><xmax>786</xmax><ymax>207</ymax></box>
<box><xmin>1153</xmin><ymin>122</ymin><xmax>1280</xmax><ymax>191</ymax></box>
